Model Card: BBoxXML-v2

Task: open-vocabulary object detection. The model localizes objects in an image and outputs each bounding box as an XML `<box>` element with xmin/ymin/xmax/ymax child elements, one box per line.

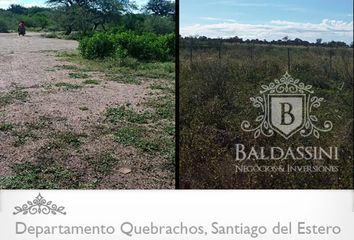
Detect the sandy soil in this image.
<box><xmin>0</xmin><ymin>33</ymin><xmax>174</xmax><ymax>189</ymax></box>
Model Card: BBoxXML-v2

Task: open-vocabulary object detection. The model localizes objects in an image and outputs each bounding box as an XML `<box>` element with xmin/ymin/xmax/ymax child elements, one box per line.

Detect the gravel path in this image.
<box><xmin>0</xmin><ymin>33</ymin><xmax>78</xmax><ymax>90</ymax></box>
<box><xmin>0</xmin><ymin>33</ymin><xmax>174</xmax><ymax>189</ymax></box>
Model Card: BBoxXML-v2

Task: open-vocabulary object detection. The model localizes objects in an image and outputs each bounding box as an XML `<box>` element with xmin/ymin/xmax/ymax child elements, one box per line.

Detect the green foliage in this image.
<box><xmin>114</xmin><ymin>32</ymin><xmax>174</xmax><ymax>61</ymax></box>
<box><xmin>146</xmin><ymin>95</ymin><xmax>175</xmax><ymax>120</ymax></box>
<box><xmin>113</xmin><ymin>126</ymin><xmax>174</xmax><ymax>163</ymax></box>
<box><xmin>79</xmin><ymin>32</ymin><xmax>115</xmax><ymax>59</ymax></box>
<box><xmin>12</xmin><ymin>129</ymin><xmax>36</xmax><ymax>147</ymax></box>
<box><xmin>114</xmin><ymin>14</ymin><xmax>175</xmax><ymax>35</ymax></box>
<box><xmin>32</xmin><ymin>13</ymin><xmax>49</xmax><ymax>29</ymax></box>
<box><xmin>8</xmin><ymin>4</ymin><xmax>27</xmax><ymax>14</ymax></box>
<box><xmin>0</xmin><ymin>6</ymin><xmax>53</xmax><ymax>31</ymax></box>
<box><xmin>0</xmin><ymin>1</ymin><xmax>175</xmax><ymax>40</ymax></box>
<box><xmin>64</xmin><ymin>32</ymin><xmax>87</xmax><ymax>40</ymax></box>
<box><xmin>161</xmin><ymin>33</ymin><xmax>175</xmax><ymax>55</ymax></box>
<box><xmin>55</xmin><ymin>82</ymin><xmax>82</xmax><ymax>90</ymax></box>
<box><xmin>68</xmin><ymin>72</ymin><xmax>89</xmax><ymax>78</ymax></box>
<box><xmin>0</xmin><ymin>161</ymin><xmax>83</xmax><ymax>189</ymax></box>
<box><xmin>108</xmin><ymin>74</ymin><xmax>141</xmax><ymax>84</ymax></box>
<box><xmin>105</xmin><ymin>106</ymin><xmax>153</xmax><ymax>124</ymax></box>
<box><xmin>49</xmin><ymin>132</ymin><xmax>87</xmax><ymax>149</ymax></box>
<box><xmin>82</xmin><ymin>79</ymin><xmax>99</xmax><ymax>85</ymax></box>
<box><xmin>87</xmin><ymin>153</ymin><xmax>119</xmax><ymax>176</ymax></box>
<box><xmin>55</xmin><ymin>5</ymin><xmax>94</xmax><ymax>35</ymax></box>
<box><xmin>145</xmin><ymin>0</ymin><xmax>175</xmax><ymax>17</ymax></box>
<box><xmin>114</xmin><ymin>127</ymin><xmax>160</xmax><ymax>153</ymax></box>
<box><xmin>0</xmin><ymin>123</ymin><xmax>13</xmax><ymax>132</ymax></box>
<box><xmin>79</xmin><ymin>31</ymin><xmax>175</xmax><ymax>61</ymax></box>
<box><xmin>104</xmin><ymin>96</ymin><xmax>175</xmax><ymax>164</ymax></box>
<box><xmin>141</xmin><ymin>15</ymin><xmax>175</xmax><ymax>34</ymax></box>
<box><xmin>41</xmin><ymin>32</ymin><xmax>59</xmax><ymax>38</ymax></box>
<box><xmin>0</xmin><ymin>19</ymin><xmax>9</xmax><ymax>32</ymax></box>
<box><xmin>0</xmin><ymin>89</ymin><xmax>28</xmax><ymax>107</ymax></box>
<box><xmin>180</xmin><ymin>42</ymin><xmax>353</xmax><ymax>189</ymax></box>
<box><xmin>55</xmin><ymin>64</ymin><xmax>78</xmax><ymax>70</ymax></box>
<box><xmin>47</xmin><ymin>0</ymin><xmax>128</xmax><ymax>34</ymax></box>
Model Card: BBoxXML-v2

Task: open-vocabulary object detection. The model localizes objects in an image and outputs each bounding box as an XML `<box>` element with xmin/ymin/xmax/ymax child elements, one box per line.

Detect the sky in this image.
<box><xmin>181</xmin><ymin>0</ymin><xmax>354</xmax><ymax>43</ymax></box>
<box><xmin>0</xmin><ymin>0</ymin><xmax>44</xmax><ymax>8</ymax></box>
<box><xmin>0</xmin><ymin>0</ymin><xmax>149</xmax><ymax>9</ymax></box>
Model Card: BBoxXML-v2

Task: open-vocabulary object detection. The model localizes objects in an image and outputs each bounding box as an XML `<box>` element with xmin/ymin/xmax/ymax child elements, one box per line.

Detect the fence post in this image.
<box><xmin>218</xmin><ymin>39</ymin><xmax>222</xmax><ymax>60</ymax></box>
<box><xmin>329</xmin><ymin>49</ymin><xmax>333</xmax><ymax>78</ymax></box>
<box><xmin>250</xmin><ymin>45</ymin><xmax>253</xmax><ymax>60</ymax></box>
<box><xmin>190</xmin><ymin>38</ymin><xmax>193</xmax><ymax>63</ymax></box>
<box><xmin>287</xmin><ymin>48</ymin><xmax>291</xmax><ymax>72</ymax></box>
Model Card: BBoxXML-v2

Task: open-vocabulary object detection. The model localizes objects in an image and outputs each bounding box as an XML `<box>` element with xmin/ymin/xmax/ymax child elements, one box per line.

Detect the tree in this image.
<box><xmin>293</xmin><ymin>38</ymin><xmax>303</xmax><ymax>45</ymax></box>
<box><xmin>8</xmin><ymin>4</ymin><xmax>27</xmax><ymax>14</ymax></box>
<box><xmin>53</xmin><ymin>5</ymin><xmax>93</xmax><ymax>34</ymax></box>
<box><xmin>27</xmin><ymin>7</ymin><xmax>49</xmax><ymax>15</ymax></box>
<box><xmin>0</xmin><ymin>20</ymin><xmax>9</xmax><ymax>33</ymax></box>
<box><xmin>118</xmin><ymin>13</ymin><xmax>145</xmax><ymax>32</ymax></box>
<box><xmin>46</xmin><ymin>0</ymin><xmax>130</xmax><ymax>34</ymax></box>
<box><xmin>145</xmin><ymin>0</ymin><xmax>175</xmax><ymax>17</ymax></box>
<box><xmin>141</xmin><ymin>15</ymin><xmax>174</xmax><ymax>34</ymax></box>
<box><xmin>46</xmin><ymin>0</ymin><xmax>88</xmax><ymax>7</ymax></box>
<box><xmin>316</xmin><ymin>38</ymin><xmax>322</xmax><ymax>45</ymax></box>
<box><xmin>282</xmin><ymin>36</ymin><xmax>289</xmax><ymax>42</ymax></box>
<box><xmin>33</xmin><ymin>13</ymin><xmax>50</xmax><ymax>30</ymax></box>
<box><xmin>89</xmin><ymin>0</ymin><xmax>125</xmax><ymax>30</ymax></box>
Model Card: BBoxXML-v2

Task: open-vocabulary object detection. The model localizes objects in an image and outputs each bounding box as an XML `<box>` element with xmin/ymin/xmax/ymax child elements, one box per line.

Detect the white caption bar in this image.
<box><xmin>0</xmin><ymin>190</ymin><xmax>353</xmax><ymax>240</ymax></box>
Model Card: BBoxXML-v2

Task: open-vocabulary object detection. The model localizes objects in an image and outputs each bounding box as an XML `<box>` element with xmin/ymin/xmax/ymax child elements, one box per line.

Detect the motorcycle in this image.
<box><xmin>18</xmin><ymin>25</ymin><xmax>26</xmax><ymax>36</ymax></box>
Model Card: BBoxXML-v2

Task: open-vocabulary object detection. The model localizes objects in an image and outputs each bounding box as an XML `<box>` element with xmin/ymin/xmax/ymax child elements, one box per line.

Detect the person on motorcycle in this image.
<box><xmin>18</xmin><ymin>21</ymin><xmax>26</xmax><ymax>36</ymax></box>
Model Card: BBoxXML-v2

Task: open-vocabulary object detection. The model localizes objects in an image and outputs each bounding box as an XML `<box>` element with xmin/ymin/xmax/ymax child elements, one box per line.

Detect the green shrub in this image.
<box><xmin>114</xmin><ymin>32</ymin><xmax>170</xmax><ymax>61</ymax></box>
<box><xmin>41</xmin><ymin>32</ymin><xmax>59</xmax><ymax>38</ymax></box>
<box><xmin>64</xmin><ymin>32</ymin><xmax>85</xmax><ymax>40</ymax></box>
<box><xmin>141</xmin><ymin>16</ymin><xmax>175</xmax><ymax>35</ymax></box>
<box><xmin>79</xmin><ymin>32</ymin><xmax>115</xmax><ymax>59</ymax></box>
<box><xmin>115</xmin><ymin>46</ymin><xmax>128</xmax><ymax>58</ymax></box>
<box><xmin>0</xmin><ymin>20</ymin><xmax>9</xmax><ymax>33</ymax></box>
<box><xmin>79</xmin><ymin>31</ymin><xmax>175</xmax><ymax>61</ymax></box>
<box><xmin>162</xmin><ymin>33</ymin><xmax>175</xmax><ymax>56</ymax></box>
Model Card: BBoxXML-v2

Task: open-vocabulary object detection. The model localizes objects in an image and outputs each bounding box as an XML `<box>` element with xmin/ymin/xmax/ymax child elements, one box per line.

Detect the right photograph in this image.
<box><xmin>179</xmin><ymin>0</ymin><xmax>353</xmax><ymax>189</ymax></box>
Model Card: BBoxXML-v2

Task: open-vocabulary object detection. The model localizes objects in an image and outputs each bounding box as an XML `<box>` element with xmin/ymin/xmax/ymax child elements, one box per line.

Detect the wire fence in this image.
<box><xmin>180</xmin><ymin>39</ymin><xmax>353</xmax><ymax>76</ymax></box>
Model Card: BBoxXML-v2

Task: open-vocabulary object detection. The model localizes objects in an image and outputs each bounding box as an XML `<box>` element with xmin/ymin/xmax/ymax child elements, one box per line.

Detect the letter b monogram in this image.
<box><xmin>280</xmin><ymin>102</ymin><xmax>295</xmax><ymax>125</ymax></box>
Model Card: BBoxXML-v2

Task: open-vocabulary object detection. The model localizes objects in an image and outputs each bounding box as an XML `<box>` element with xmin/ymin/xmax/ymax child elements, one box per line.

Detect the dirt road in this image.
<box><xmin>0</xmin><ymin>33</ymin><xmax>174</xmax><ymax>189</ymax></box>
<box><xmin>0</xmin><ymin>33</ymin><xmax>78</xmax><ymax>89</ymax></box>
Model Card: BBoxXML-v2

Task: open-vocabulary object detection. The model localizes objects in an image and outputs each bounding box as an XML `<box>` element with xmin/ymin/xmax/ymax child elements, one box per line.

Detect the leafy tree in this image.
<box><xmin>33</xmin><ymin>13</ymin><xmax>50</xmax><ymax>29</ymax></box>
<box><xmin>142</xmin><ymin>15</ymin><xmax>174</xmax><ymax>34</ymax></box>
<box><xmin>0</xmin><ymin>20</ymin><xmax>9</xmax><ymax>33</ymax></box>
<box><xmin>47</xmin><ymin>0</ymin><xmax>129</xmax><ymax>34</ymax></box>
<box><xmin>282</xmin><ymin>36</ymin><xmax>289</xmax><ymax>42</ymax></box>
<box><xmin>145</xmin><ymin>0</ymin><xmax>175</xmax><ymax>17</ymax></box>
<box><xmin>293</xmin><ymin>38</ymin><xmax>303</xmax><ymax>45</ymax></box>
<box><xmin>27</xmin><ymin>7</ymin><xmax>50</xmax><ymax>15</ymax></box>
<box><xmin>53</xmin><ymin>5</ymin><xmax>93</xmax><ymax>34</ymax></box>
<box><xmin>46</xmin><ymin>0</ymin><xmax>86</xmax><ymax>7</ymax></box>
<box><xmin>316</xmin><ymin>38</ymin><xmax>322</xmax><ymax>45</ymax></box>
<box><xmin>8</xmin><ymin>4</ymin><xmax>27</xmax><ymax>14</ymax></box>
<box><xmin>89</xmin><ymin>0</ymin><xmax>125</xmax><ymax>30</ymax></box>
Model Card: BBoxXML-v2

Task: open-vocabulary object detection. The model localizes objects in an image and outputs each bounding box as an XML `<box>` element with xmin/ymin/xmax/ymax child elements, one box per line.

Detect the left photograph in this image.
<box><xmin>0</xmin><ymin>0</ymin><xmax>176</xmax><ymax>189</ymax></box>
